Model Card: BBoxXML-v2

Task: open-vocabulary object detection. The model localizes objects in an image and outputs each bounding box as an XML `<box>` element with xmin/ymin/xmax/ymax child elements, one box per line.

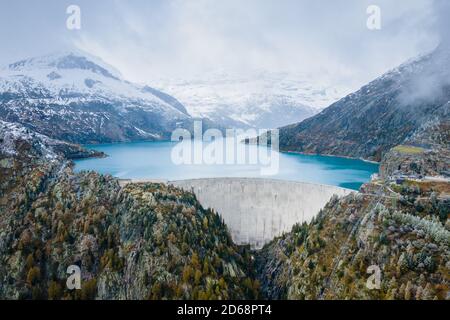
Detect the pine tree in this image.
<box><xmin>398</xmin><ymin>283</ymin><xmax>406</xmax><ymax>299</ymax></box>
<box><xmin>404</xmin><ymin>281</ymin><xmax>413</xmax><ymax>300</ymax></box>
<box><xmin>202</xmin><ymin>216</ymin><xmax>209</xmax><ymax>230</ymax></box>
<box><xmin>26</xmin><ymin>254</ymin><xmax>34</xmax><ymax>269</ymax></box>
<box><xmin>26</xmin><ymin>266</ymin><xmax>41</xmax><ymax>285</ymax></box>
<box><xmin>48</xmin><ymin>281</ymin><xmax>62</xmax><ymax>300</ymax></box>
<box><xmin>150</xmin><ymin>283</ymin><xmax>162</xmax><ymax>300</ymax></box>
<box><xmin>422</xmin><ymin>283</ymin><xmax>434</xmax><ymax>300</ymax></box>
<box><xmin>194</xmin><ymin>269</ymin><xmax>202</xmax><ymax>285</ymax></box>
<box><xmin>203</xmin><ymin>259</ymin><xmax>210</xmax><ymax>275</ymax></box>
<box><xmin>415</xmin><ymin>286</ymin><xmax>423</xmax><ymax>300</ymax></box>
<box><xmin>191</xmin><ymin>252</ymin><xmax>200</xmax><ymax>269</ymax></box>
<box><xmin>80</xmin><ymin>278</ymin><xmax>97</xmax><ymax>300</ymax></box>
<box><xmin>182</xmin><ymin>265</ymin><xmax>193</xmax><ymax>283</ymax></box>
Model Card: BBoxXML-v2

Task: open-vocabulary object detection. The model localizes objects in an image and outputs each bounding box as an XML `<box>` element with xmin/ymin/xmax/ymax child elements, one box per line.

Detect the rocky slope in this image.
<box><xmin>245</xmin><ymin>46</ymin><xmax>450</xmax><ymax>300</ymax></box>
<box><xmin>277</xmin><ymin>46</ymin><xmax>450</xmax><ymax>161</ymax></box>
<box><xmin>256</xmin><ymin>122</ymin><xmax>449</xmax><ymax>300</ymax></box>
<box><xmin>0</xmin><ymin>124</ymin><xmax>260</xmax><ymax>300</ymax></box>
<box><xmin>257</xmin><ymin>182</ymin><xmax>449</xmax><ymax>299</ymax></box>
<box><xmin>0</xmin><ymin>120</ymin><xmax>103</xmax><ymax>161</ymax></box>
<box><xmin>0</xmin><ymin>52</ymin><xmax>195</xmax><ymax>144</ymax></box>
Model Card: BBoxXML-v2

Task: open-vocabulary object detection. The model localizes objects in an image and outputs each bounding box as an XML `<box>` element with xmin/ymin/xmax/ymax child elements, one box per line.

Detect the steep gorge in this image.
<box><xmin>1</xmin><ymin>119</ymin><xmax>448</xmax><ymax>300</ymax></box>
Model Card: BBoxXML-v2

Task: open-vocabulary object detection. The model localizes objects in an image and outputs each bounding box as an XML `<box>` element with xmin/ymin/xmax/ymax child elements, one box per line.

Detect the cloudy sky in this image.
<box><xmin>0</xmin><ymin>0</ymin><xmax>447</xmax><ymax>91</ymax></box>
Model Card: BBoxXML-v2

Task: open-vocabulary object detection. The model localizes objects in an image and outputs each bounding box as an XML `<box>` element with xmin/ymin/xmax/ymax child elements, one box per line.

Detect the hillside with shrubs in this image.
<box><xmin>0</xmin><ymin>121</ymin><xmax>259</xmax><ymax>299</ymax></box>
<box><xmin>0</xmin><ymin>119</ymin><xmax>448</xmax><ymax>300</ymax></box>
<box><xmin>256</xmin><ymin>121</ymin><xmax>449</xmax><ymax>300</ymax></box>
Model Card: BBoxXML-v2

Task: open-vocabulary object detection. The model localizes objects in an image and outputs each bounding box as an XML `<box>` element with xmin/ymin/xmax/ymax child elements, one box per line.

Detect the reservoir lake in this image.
<box><xmin>74</xmin><ymin>140</ymin><xmax>379</xmax><ymax>190</ymax></box>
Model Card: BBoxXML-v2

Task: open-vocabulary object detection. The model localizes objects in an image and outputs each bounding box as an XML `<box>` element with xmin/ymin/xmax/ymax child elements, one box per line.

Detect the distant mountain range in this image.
<box><xmin>0</xmin><ymin>52</ymin><xmax>194</xmax><ymax>144</ymax></box>
<box><xmin>277</xmin><ymin>46</ymin><xmax>450</xmax><ymax>162</ymax></box>
<box><xmin>151</xmin><ymin>71</ymin><xmax>349</xmax><ymax>129</ymax></box>
<box><xmin>0</xmin><ymin>52</ymin><xmax>349</xmax><ymax>143</ymax></box>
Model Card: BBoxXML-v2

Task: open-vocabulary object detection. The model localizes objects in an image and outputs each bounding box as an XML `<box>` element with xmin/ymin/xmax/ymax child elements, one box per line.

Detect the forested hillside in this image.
<box><xmin>0</xmin><ymin>121</ymin><xmax>259</xmax><ymax>299</ymax></box>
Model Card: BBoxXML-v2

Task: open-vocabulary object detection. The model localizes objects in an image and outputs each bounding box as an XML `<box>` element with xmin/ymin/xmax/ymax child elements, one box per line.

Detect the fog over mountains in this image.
<box><xmin>0</xmin><ymin>51</ymin><xmax>346</xmax><ymax>137</ymax></box>
<box><xmin>151</xmin><ymin>71</ymin><xmax>349</xmax><ymax>129</ymax></box>
<box><xmin>277</xmin><ymin>45</ymin><xmax>450</xmax><ymax>161</ymax></box>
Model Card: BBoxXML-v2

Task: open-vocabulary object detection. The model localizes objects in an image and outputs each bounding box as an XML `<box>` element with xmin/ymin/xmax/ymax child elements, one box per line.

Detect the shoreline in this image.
<box><xmin>282</xmin><ymin>149</ymin><xmax>380</xmax><ymax>164</ymax></box>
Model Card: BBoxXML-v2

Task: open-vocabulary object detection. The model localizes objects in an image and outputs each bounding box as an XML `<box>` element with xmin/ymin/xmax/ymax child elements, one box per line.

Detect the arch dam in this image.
<box><xmin>167</xmin><ymin>178</ymin><xmax>354</xmax><ymax>249</ymax></box>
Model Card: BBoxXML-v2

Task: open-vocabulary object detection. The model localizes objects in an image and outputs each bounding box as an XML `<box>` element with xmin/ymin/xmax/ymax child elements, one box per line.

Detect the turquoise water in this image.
<box><xmin>74</xmin><ymin>140</ymin><xmax>379</xmax><ymax>190</ymax></box>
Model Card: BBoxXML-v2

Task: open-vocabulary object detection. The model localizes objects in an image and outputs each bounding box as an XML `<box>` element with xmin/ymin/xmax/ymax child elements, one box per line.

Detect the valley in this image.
<box><xmin>149</xmin><ymin>71</ymin><xmax>349</xmax><ymax>129</ymax></box>
<box><xmin>0</xmin><ymin>46</ymin><xmax>448</xmax><ymax>300</ymax></box>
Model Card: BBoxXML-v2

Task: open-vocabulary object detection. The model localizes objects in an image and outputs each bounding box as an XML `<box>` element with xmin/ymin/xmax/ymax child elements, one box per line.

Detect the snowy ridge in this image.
<box><xmin>0</xmin><ymin>52</ymin><xmax>193</xmax><ymax>143</ymax></box>
<box><xmin>0</xmin><ymin>52</ymin><xmax>188</xmax><ymax>117</ymax></box>
<box><xmin>0</xmin><ymin>119</ymin><xmax>58</xmax><ymax>160</ymax></box>
<box><xmin>151</xmin><ymin>70</ymin><xmax>350</xmax><ymax>129</ymax></box>
<box><xmin>277</xmin><ymin>46</ymin><xmax>450</xmax><ymax>161</ymax></box>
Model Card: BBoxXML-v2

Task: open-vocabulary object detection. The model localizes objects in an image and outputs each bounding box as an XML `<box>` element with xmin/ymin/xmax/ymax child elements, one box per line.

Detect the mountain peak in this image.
<box><xmin>0</xmin><ymin>50</ymin><xmax>191</xmax><ymax>144</ymax></box>
<box><xmin>7</xmin><ymin>51</ymin><xmax>123</xmax><ymax>80</ymax></box>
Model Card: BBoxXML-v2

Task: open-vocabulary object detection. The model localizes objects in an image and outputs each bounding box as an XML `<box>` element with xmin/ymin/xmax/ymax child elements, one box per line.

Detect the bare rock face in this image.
<box><xmin>380</xmin><ymin>117</ymin><xmax>450</xmax><ymax>179</ymax></box>
<box><xmin>0</xmin><ymin>120</ymin><xmax>103</xmax><ymax>161</ymax></box>
<box><xmin>380</xmin><ymin>146</ymin><xmax>449</xmax><ymax>179</ymax></box>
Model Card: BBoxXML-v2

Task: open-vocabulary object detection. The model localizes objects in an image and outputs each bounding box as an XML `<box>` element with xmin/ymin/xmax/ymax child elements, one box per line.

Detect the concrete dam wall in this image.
<box><xmin>170</xmin><ymin>178</ymin><xmax>354</xmax><ymax>249</ymax></box>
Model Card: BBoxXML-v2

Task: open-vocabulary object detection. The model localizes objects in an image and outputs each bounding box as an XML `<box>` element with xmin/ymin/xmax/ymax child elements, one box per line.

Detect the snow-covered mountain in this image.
<box><xmin>278</xmin><ymin>46</ymin><xmax>450</xmax><ymax>161</ymax></box>
<box><xmin>0</xmin><ymin>52</ymin><xmax>192</xmax><ymax>144</ymax></box>
<box><xmin>151</xmin><ymin>71</ymin><xmax>350</xmax><ymax>129</ymax></box>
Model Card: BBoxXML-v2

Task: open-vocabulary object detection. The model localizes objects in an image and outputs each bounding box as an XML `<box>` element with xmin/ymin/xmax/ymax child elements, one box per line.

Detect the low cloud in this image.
<box><xmin>397</xmin><ymin>0</ymin><xmax>450</xmax><ymax>106</ymax></box>
<box><xmin>0</xmin><ymin>0</ymin><xmax>447</xmax><ymax>95</ymax></box>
